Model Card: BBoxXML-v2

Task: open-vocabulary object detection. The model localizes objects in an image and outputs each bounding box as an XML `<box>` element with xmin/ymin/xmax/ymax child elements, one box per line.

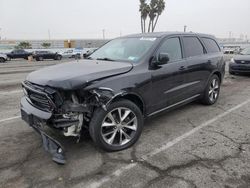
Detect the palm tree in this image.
<box><xmin>139</xmin><ymin>0</ymin><xmax>149</xmax><ymax>33</ymax></box>
<box><xmin>139</xmin><ymin>0</ymin><xmax>165</xmax><ymax>33</ymax></box>
<box><xmin>152</xmin><ymin>0</ymin><xmax>165</xmax><ymax>32</ymax></box>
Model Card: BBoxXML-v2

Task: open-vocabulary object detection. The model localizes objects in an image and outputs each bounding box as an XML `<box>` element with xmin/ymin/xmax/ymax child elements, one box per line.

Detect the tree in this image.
<box><xmin>15</xmin><ymin>41</ymin><xmax>32</xmax><ymax>49</ymax></box>
<box><xmin>41</xmin><ymin>42</ymin><xmax>51</xmax><ymax>48</ymax></box>
<box><xmin>139</xmin><ymin>0</ymin><xmax>150</xmax><ymax>33</ymax></box>
<box><xmin>139</xmin><ymin>0</ymin><xmax>165</xmax><ymax>33</ymax></box>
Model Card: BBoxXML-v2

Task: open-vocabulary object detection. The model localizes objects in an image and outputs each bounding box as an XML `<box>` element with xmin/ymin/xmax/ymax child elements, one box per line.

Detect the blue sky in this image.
<box><xmin>0</xmin><ymin>0</ymin><xmax>249</xmax><ymax>39</ymax></box>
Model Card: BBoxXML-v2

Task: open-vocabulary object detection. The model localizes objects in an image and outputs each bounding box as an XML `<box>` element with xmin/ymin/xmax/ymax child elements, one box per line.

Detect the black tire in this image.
<box><xmin>229</xmin><ymin>70</ymin><xmax>235</xmax><ymax>75</ymax></box>
<box><xmin>89</xmin><ymin>99</ymin><xmax>144</xmax><ymax>152</ymax></box>
<box><xmin>0</xmin><ymin>57</ymin><xmax>6</xmax><ymax>63</ymax></box>
<box><xmin>201</xmin><ymin>74</ymin><xmax>221</xmax><ymax>105</ymax></box>
<box><xmin>38</xmin><ymin>56</ymin><xmax>43</xmax><ymax>61</ymax></box>
<box><xmin>56</xmin><ymin>55</ymin><xmax>62</xmax><ymax>60</ymax></box>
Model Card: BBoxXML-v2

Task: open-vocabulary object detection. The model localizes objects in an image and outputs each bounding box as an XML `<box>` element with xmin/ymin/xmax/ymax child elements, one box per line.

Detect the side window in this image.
<box><xmin>202</xmin><ymin>38</ymin><xmax>221</xmax><ymax>53</ymax></box>
<box><xmin>157</xmin><ymin>37</ymin><xmax>182</xmax><ymax>62</ymax></box>
<box><xmin>183</xmin><ymin>37</ymin><xmax>205</xmax><ymax>58</ymax></box>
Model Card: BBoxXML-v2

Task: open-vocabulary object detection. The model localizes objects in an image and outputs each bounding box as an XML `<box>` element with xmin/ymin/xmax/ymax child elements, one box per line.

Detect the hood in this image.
<box><xmin>26</xmin><ymin>60</ymin><xmax>133</xmax><ymax>90</ymax></box>
<box><xmin>233</xmin><ymin>55</ymin><xmax>250</xmax><ymax>61</ymax></box>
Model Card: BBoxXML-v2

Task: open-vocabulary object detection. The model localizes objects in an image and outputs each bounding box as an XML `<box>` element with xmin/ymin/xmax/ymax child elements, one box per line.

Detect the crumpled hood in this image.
<box><xmin>26</xmin><ymin>60</ymin><xmax>133</xmax><ymax>90</ymax></box>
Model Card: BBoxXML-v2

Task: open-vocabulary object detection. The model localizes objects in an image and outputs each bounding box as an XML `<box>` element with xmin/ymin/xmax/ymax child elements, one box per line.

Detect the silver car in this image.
<box><xmin>0</xmin><ymin>53</ymin><xmax>7</xmax><ymax>63</ymax></box>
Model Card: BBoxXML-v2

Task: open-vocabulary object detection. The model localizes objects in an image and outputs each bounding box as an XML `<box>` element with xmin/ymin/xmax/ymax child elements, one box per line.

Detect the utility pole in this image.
<box><xmin>0</xmin><ymin>28</ymin><xmax>2</xmax><ymax>40</ymax></box>
<box><xmin>184</xmin><ymin>25</ymin><xmax>187</xmax><ymax>32</ymax></box>
<box><xmin>102</xmin><ymin>29</ymin><xmax>105</xmax><ymax>40</ymax></box>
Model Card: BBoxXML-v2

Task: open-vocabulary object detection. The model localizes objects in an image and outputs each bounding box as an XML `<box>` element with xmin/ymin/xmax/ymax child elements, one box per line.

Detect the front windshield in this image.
<box><xmin>89</xmin><ymin>37</ymin><xmax>157</xmax><ymax>62</ymax></box>
<box><xmin>240</xmin><ymin>47</ymin><xmax>250</xmax><ymax>55</ymax></box>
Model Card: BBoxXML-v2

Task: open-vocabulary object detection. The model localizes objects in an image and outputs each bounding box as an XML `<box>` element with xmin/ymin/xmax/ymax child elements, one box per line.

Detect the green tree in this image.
<box><xmin>139</xmin><ymin>0</ymin><xmax>165</xmax><ymax>33</ymax></box>
<box><xmin>15</xmin><ymin>41</ymin><xmax>32</xmax><ymax>49</ymax></box>
<box><xmin>41</xmin><ymin>42</ymin><xmax>51</xmax><ymax>48</ymax></box>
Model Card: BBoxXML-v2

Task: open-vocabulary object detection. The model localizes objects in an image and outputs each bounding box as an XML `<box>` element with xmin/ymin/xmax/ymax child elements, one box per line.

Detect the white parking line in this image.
<box><xmin>87</xmin><ymin>98</ymin><xmax>250</xmax><ymax>188</ymax></box>
<box><xmin>0</xmin><ymin>90</ymin><xmax>22</xmax><ymax>95</ymax></box>
<box><xmin>0</xmin><ymin>116</ymin><xmax>21</xmax><ymax>124</ymax></box>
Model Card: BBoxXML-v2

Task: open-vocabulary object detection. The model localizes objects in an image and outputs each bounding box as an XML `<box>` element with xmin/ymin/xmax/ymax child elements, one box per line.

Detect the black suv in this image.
<box><xmin>32</xmin><ymin>51</ymin><xmax>62</xmax><ymax>61</ymax></box>
<box><xmin>6</xmin><ymin>49</ymin><xmax>32</xmax><ymax>60</ymax></box>
<box><xmin>21</xmin><ymin>32</ymin><xmax>225</xmax><ymax>164</ymax></box>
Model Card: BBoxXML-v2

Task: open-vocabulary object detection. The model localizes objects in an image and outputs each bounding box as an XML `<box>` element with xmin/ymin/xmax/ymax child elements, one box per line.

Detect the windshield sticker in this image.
<box><xmin>128</xmin><ymin>56</ymin><xmax>137</xmax><ymax>61</ymax></box>
<box><xmin>140</xmin><ymin>37</ymin><xmax>156</xmax><ymax>41</ymax></box>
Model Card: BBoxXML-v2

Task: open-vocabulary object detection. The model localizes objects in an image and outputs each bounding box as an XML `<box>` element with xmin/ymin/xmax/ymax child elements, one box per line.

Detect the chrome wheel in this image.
<box><xmin>208</xmin><ymin>78</ymin><xmax>219</xmax><ymax>102</ymax></box>
<box><xmin>101</xmin><ymin>107</ymin><xmax>138</xmax><ymax>146</ymax></box>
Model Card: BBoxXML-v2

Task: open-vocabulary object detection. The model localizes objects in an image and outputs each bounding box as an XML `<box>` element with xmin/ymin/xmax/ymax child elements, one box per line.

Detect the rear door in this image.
<box><xmin>150</xmin><ymin>36</ymin><xmax>189</xmax><ymax>113</ymax></box>
<box><xmin>181</xmin><ymin>36</ymin><xmax>210</xmax><ymax>97</ymax></box>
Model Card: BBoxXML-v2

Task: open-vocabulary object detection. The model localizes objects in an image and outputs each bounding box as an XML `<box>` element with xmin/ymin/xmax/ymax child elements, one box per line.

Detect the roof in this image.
<box><xmin>124</xmin><ymin>31</ymin><xmax>216</xmax><ymax>39</ymax></box>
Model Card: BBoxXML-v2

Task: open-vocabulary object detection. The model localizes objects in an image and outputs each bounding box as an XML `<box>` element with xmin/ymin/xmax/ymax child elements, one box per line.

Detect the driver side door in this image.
<box><xmin>149</xmin><ymin>37</ymin><xmax>189</xmax><ymax>114</ymax></box>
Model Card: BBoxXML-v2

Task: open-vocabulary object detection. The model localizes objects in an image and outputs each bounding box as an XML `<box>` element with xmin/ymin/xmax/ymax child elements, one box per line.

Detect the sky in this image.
<box><xmin>0</xmin><ymin>0</ymin><xmax>250</xmax><ymax>40</ymax></box>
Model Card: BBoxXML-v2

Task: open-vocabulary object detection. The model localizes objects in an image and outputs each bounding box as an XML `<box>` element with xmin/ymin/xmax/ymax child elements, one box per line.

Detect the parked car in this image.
<box><xmin>59</xmin><ymin>49</ymin><xmax>80</xmax><ymax>59</ymax></box>
<box><xmin>32</xmin><ymin>51</ymin><xmax>62</xmax><ymax>61</ymax></box>
<box><xmin>0</xmin><ymin>53</ymin><xmax>7</xmax><ymax>63</ymax></box>
<box><xmin>6</xmin><ymin>49</ymin><xmax>32</xmax><ymax>60</ymax></box>
<box><xmin>21</xmin><ymin>32</ymin><xmax>225</xmax><ymax>164</ymax></box>
<box><xmin>229</xmin><ymin>47</ymin><xmax>250</xmax><ymax>74</ymax></box>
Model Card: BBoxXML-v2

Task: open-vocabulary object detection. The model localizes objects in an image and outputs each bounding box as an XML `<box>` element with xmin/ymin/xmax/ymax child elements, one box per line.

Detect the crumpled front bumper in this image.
<box><xmin>20</xmin><ymin>97</ymin><xmax>66</xmax><ymax>164</ymax></box>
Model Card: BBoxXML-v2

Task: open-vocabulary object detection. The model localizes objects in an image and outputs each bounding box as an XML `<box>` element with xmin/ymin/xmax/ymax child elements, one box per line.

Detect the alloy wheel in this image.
<box><xmin>208</xmin><ymin>78</ymin><xmax>219</xmax><ymax>102</ymax></box>
<box><xmin>101</xmin><ymin>107</ymin><xmax>138</xmax><ymax>146</ymax></box>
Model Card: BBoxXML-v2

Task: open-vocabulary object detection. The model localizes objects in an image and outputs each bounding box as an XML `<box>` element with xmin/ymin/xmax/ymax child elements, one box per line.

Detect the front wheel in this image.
<box><xmin>55</xmin><ymin>55</ymin><xmax>62</xmax><ymax>60</ymax></box>
<box><xmin>89</xmin><ymin>99</ymin><xmax>144</xmax><ymax>152</ymax></box>
<box><xmin>201</xmin><ymin>74</ymin><xmax>221</xmax><ymax>105</ymax></box>
<box><xmin>0</xmin><ymin>57</ymin><xmax>6</xmax><ymax>63</ymax></box>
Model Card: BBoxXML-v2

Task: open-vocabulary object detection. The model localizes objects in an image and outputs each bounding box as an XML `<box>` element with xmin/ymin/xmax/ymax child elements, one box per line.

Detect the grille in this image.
<box><xmin>235</xmin><ymin>60</ymin><xmax>250</xmax><ymax>64</ymax></box>
<box><xmin>23</xmin><ymin>82</ymin><xmax>54</xmax><ymax>112</ymax></box>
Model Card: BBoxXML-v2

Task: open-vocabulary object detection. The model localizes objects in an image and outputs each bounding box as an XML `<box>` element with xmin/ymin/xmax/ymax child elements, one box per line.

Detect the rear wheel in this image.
<box><xmin>89</xmin><ymin>99</ymin><xmax>143</xmax><ymax>152</ymax></box>
<box><xmin>201</xmin><ymin>74</ymin><xmax>221</xmax><ymax>105</ymax></box>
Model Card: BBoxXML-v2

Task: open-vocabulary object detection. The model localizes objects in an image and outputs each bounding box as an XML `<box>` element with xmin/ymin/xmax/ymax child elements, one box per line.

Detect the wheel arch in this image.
<box><xmin>112</xmin><ymin>93</ymin><xmax>145</xmax><ymax>115</ymax></box>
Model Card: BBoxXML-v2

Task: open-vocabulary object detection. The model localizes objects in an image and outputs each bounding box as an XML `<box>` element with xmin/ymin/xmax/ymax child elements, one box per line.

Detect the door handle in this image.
<box><xmin>179</xmin><ymin>66</ymin><xmax>185</xmax><ymax>71</ymax></box>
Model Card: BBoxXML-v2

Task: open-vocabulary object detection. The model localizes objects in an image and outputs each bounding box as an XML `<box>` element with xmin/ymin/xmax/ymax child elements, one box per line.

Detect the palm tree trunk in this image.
<box><xmin>148</xmin><ymin>19</ymin><xmax>152</xmax><ymax>33</ymax></box>
<box><xmin>144</xmin><ymin>19</ymin><xmax>146</xmax><ymax>33</ymax></box>
<box><xmin>153</xmin><ymin>15</ymin><xmax>159</xmax><ymax>32</ymax></box>
<box><xmin>151</xmin><ymin>18</ymin><xmax>155</xmax><ymax>32</ymax></box>
<box><xmin>141</xmin><ymin>17</ymin><xmax>144</xmax><ymax>33</ymax></box>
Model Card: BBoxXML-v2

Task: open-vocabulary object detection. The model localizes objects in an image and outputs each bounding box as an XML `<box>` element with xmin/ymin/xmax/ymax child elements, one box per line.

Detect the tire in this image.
<box><xmin>229</xmin><ymin>70</ymin><xmax>235</xmax><ymax>75</ymax></box>
<box><xmin>0</xmin><ymin>57</ymin><xmax>6</xmax><ymax>63</ymax></box>
<box><xmin>56</xmin><ymin>55</ymin><xmax>62</xmax><ymax>60</ymax></box>
<box><xmin>38</xmin><ymin>56</ymin><xmax>43</xmax><ymax>61</ymax></box>
<box><xmin>89</xmin><ymin>99</ymin><xmax>144</xmax><ymax>152</ymax></box>
<box><xmin>201</xmin><ymin>74</ymin><xmax>221</xmax><ymax>105</ymax></box>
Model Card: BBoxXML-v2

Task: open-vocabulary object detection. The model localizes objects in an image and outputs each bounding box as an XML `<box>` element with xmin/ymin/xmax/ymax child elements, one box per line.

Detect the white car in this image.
<box><xmin>0</xmin><ymin>53</ymin><xmax>7</xmax><ymax>63</ymax></box>
<box><xmin>60</xmin><ymin>49</ymin><xmax>83</xmax><ymax>59</ymax></box>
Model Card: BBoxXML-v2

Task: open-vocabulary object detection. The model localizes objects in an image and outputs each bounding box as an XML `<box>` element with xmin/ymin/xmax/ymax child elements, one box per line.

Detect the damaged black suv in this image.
<box><xmin>21</xmin><ymin>32</ymin><xmax>225</xmax><ymax>164</ymax></box>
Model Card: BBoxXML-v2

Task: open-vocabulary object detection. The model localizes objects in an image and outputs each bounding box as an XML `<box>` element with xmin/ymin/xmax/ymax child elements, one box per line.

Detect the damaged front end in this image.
<box><xmin>21</xmin><ymin>81</ymin><xmax>118</xmax><ymax>164</ymax></box>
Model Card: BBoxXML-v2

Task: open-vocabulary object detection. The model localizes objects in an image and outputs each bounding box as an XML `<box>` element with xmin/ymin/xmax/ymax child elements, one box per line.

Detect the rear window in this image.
<box><xmin>202</xmin><ymin>38</ymin><xmax>220</xmax><ymax>53</ymax></box>
<box><xmin>183</xmin><ymin>37</ymin><xmax>205</xmax><ymax>58</ymax></box>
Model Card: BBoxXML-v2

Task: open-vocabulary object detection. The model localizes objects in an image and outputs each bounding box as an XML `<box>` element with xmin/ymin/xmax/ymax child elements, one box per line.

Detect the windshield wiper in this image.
<box><xmin>96</xmin><ymin>57</ymin><xmax>115</xmax><ymax>61</ymax></box>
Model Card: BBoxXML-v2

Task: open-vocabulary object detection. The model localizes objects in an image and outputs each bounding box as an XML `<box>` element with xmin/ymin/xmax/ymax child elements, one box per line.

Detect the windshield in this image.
<box><xmin>240</xmin><ymin>47</ymin><xmax>250</xmax><ymax>55</ymax></box>
<box><xmin>89</xmin><ymin>37</ymin><xmax>157</xmax><ymax>62</ymax></box>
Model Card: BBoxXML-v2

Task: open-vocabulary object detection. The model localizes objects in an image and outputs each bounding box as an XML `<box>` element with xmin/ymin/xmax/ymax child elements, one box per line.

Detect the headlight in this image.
<box><xmin>230</xmin><ymin>58</ymin><xmax>235</xmax><ymax>63</ymax></box>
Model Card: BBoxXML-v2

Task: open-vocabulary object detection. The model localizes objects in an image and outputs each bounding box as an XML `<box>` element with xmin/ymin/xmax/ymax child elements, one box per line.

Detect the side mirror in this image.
<box><xmin>158</xmin><ymin>53</ymin><xmax>170</xmax><ymax>65</ymax></box>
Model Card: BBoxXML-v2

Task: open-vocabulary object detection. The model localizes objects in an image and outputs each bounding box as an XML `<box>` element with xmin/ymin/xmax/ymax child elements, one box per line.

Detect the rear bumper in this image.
<box><xmin>21</xmin><ymin>97</ymin><xmax>66</xmax><ymax>164</ymax></box>
<box><xmin>229</xmin><ymin>62</ymin><xmax>250</xmax><ymax>73</ymax></box>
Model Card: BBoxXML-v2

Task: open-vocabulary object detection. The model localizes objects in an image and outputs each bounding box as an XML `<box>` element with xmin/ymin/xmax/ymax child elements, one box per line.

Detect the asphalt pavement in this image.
<box><xmin>0</xmin><ymin>59</ymin><xmax>250</xmax><ymax>188</ymax></box>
